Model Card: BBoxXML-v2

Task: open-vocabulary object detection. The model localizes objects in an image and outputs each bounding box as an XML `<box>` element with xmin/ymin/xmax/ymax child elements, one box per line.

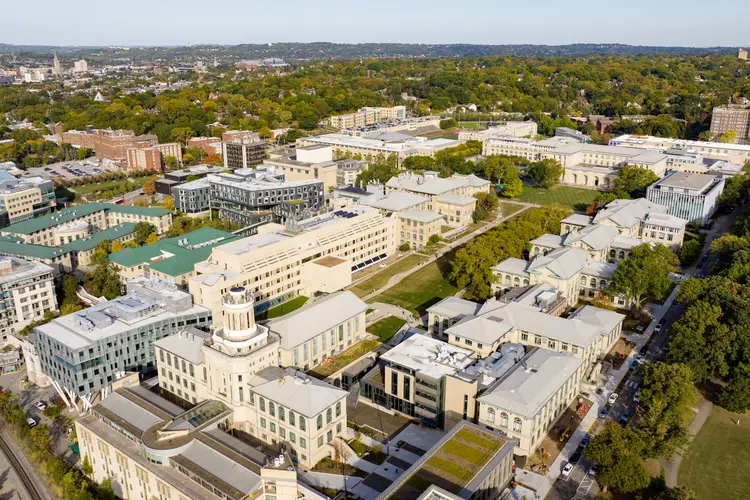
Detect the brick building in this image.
<box><xmin>125</xmin><ymin>143</ymin><xmax>182</xmax><ymax>171</ymax></box>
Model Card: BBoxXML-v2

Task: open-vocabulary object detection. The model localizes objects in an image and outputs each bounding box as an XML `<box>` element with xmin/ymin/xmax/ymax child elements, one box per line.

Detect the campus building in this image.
<box><xmin>265</xmin><ymin>145</ymin><xmax>339</xmax><ymax>191</ymax></box>
<box><xmin>0</xmin><ymin>202</ymin><xmax>173</xmax><ymax>246</ymax></box>
<box><xmin>76</xmin><ymin>385</ymin><xmax>323</xmax><ymax>500</ymax></box>
<box><xmin>222</xmin><ymin>135</ymin><xmax>266</xmax><ymax>169</ymax></box>
<box><xmin>609</xmin><ymin>134</ymin><xmax>750</xmax><ymax>165</ymax></box>
<box><xmin>154</xmin><ymin>286</ymin><xmax>350</xmax><ymax>468</ymax></box>
<box><xmin>710</xmin><ymin>103</ymin><xmax>750</xmax><ymax>142</ymax></box>
<box><xmin>108</xmin><ymin>227</ymin><xmax>239</xmax><ymax>288</ymax></box>
<box><xmin>646</xmin><ymin>171</ymin><xmax>725</xmax><ymax>224</ymax></box>
<box><xmin>125</xmin><ymin>142</ymin><xmax>182</xmax><ymax>171</ymax></box>
<box><xmin>458</xmin><ymin>121</ymin><xmax>538</xmax><ymax>142</ymax></box>
<box><xmin>0</xmin><ymin>176</ymin><xmax>56</xmax><ymax>227</ymax></box>
<box><xmin>62</xmin><ymin>128</ymin><xmax>159</xmax><ymax>162</ymax></box>
<box><xmin>326</xmin><ymin>106</ymin><xmax>406</xmax><ymax>129</ymax></box>
<box><xmin>189</xmin><ymin>206</ymin><xmax>396</xmax><ymax>322</ymax></box>
<box><xmin>32</xmin><ymin>277</ymin><xmax>212</xmax><ymax>409</ymax></box>
<box><xmin>0</xmin><ymin>256</ymin><xmax>57</xmax><ymax>343</ymax></box>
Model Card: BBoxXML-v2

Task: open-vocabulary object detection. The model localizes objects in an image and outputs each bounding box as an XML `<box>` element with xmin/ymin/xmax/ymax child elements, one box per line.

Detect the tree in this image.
<box><xmin>133</xmin><ymin>222</ymin><xmax>154</xmax><ymax>245</ymax></box>
<box><xmin>185</xmin><ymin>175</ymin><xmax>199</xmax><ymax>182</ymax></box>
<box><xmin>163</xmin><ymin>196</ymin><xmax>174</xmax><ymax>210</ymax></box>
<box><xmin>637</xmin><ymin>362</ymin><xmax>695</xmax><ymax>458</ymax></box>
<box><xmin>170</xmin><ymin>126</ymin><xmax>194</xmax><ymax>147</ymax></box>
<box><xmin>81</xmin><ymin>456</ymin><xmax>93</xmax><ymax>477</ymax></box>
<box><xmin>584</xmin><ymin>422</ymin><xmax>650</xmax><ymax>494</ymax></box>
<box><xmin>608</xmin><ymin>243</ymin><xmax>678</xmax><ymax>317</ymax></box>
<box><xmin>428</xmin><ymin>234</ymin><xmax>442</xmax><ymax>245</ymax></box>
<box><xmin>719</xmin><ymin>130</ymin><xmax>737</xmax><ymax>143</ymax></box>
<box><xmin>715</xmin><ymin>364</ymin><xmax>750</xmax><ymax>413</ymax></box>
<box><xmin>611</xmin><ymin>165</ymin><xmax>659</xmax><ymax>198</ymax></box>
<box><xmin>399</xmin><ymin>242</ymin><xmax>410</xmax><ymax>251</ymax></box>
<box><xmin>83</xmin><ymin>263</ymin><xmax>122</xmax><ymax>300</ymax></box>
<box><xmin>91</xmin><ymin>240</ymin><xmax>111</xmax><ymax>266</ymax></box>
<box><xmin>655</xmin><ymin>486</ymin><xmax>697</xmax><ymax>500</ymax></box>
<box><xmin>484</xmin><ymin>156</ymin><xmax>523</xmax><ymax>197</ymax></box>
<box><xmin>163</xmin><ymin>155</ymin><xmax>178</xmax><ymax>169</ymax></box>
<box><xmin>110</xmin><ymin>241</ymin><xmax>125</xmax><ymax>253</ymax></box>
<box><xmin>679</xmin><ymin>239</ymin><xmax>701</xmax><ymax>266</ymax></box>
<box><xmin>527</xmin><ymin>158</ymin><xmax>563</xmax><ymax>188</ymax></box>
<box><xmin>145</xmin><ymin>232</ymin><xmax>160</xmax><ymax>245</ymax></box>
<box><xmin>202</xmin><ymin>154</ymin><xmax>222</xmax><ymax>166</ymax></box>
<box><xmin>439</xmin><ymin>118</ymin><xmax>457</xmax><ymax>129</ymax></box>
<box><xmin>142</xmin><ymin>177</ymin><xmax>156</xmax><ymax>195</ymax></box>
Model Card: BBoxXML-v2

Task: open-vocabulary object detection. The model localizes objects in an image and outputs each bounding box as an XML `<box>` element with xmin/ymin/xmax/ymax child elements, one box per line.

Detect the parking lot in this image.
<box><xmin>19</xmin><ymin>159</ymin><xmax>120</xmax><ymax>181</ymax></box>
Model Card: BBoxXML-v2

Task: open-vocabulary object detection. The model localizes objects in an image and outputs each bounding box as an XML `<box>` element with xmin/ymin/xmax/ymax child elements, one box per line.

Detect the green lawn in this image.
<box><xmin>349</xmin><ymin>254</ymin><xmax>427</xmax><ymax>298</ymax></box>
<box><xmin>457</xmin><ymin>122</ymin><xmax>487</xmax><ymax>129</ymax></box>
<box><xmin>370</xmin><ymin>259</ymin><xmax>457</xmax><ymax>317</ymax></box>
<box><xmin>679</xmin><ymin>405</ymin><xmax>750</xmax><ymax>499</ymax></box>
<box><xmin>499</xmin><ymin>202</ymin><xmax>526</xmax><ymax>217</ymax></box>
<box><xmin>514</xmin><ymin>185</ymin><xmax>600</xmax><ymax>210</ymax></box>
<box><xmin>256</xmin><ymin>296</ymin><xmax>308</xmax><ymax>321</ymax></box>
<box><xmin>366</xmin><ymin>316</ymin><xmax>406</xmax><ymax>342</ymax></box>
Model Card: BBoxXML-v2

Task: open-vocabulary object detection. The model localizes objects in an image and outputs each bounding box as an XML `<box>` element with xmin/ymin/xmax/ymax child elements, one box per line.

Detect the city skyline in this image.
<box><xmin>3</xmin><ymin>0</ymin><xmax>750</xmax><ymax>47</ymax></box>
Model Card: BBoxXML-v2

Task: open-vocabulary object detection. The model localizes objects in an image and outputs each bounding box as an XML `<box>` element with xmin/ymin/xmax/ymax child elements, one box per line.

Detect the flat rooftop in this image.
<box><xmin>380</xmin><ymin>334</ymin><xmax>474</xmax><ymax>380</ymax></box>
<box><xmin>652</xmin><ymin>171</ymin><xmax>718</xmax><ymax>192</ymax></box>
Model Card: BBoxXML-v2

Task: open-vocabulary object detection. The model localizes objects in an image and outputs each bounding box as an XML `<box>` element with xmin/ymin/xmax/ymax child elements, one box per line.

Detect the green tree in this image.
<box><xmin>439</xmin><ymin>118</ymin><xmax>457</xmax><ymax>129</ymax></box>
<box><xmin>526</xmin><ymin>158</ymin><xmax>563</xmax><ymax>188</ymax></box>
<box><xmin>428</xmin><ymin>234</ymin><xmax>441</xmax><ymax>245</ymax></box>
<box><xmin>169</xmin><ymin>126</ymin><xmax>195</xmax><ymax>147</ymax></box>
<box><xmin>611</xmin><ymin>165</ymin><xmax>659</xmax><ymax>198</ymax></box>
<box><xmin>719</xmin><ymin>130</ymin><xmax>737</xmax><ymax>143</ymax></box>
<box><xmin>608</xmin><ymin>243</ymin><xmax>678</xmax><ymax>317</ymax></box>
<box><xmin>163</xmin><ymin>155</ymin><xmax>179</xmax><ymax>169</ymax></box>
<box><xmin>83</xmin><ymin>263</ymin><xmax>122</xmax><ymax>300</ymax></box>
<box><xmin>655</xmin><ymin>486</ymin><xmax>697</xmax><ymax>500</ymax></box>
<box><xmin>133</xmin><ymin>222</ymin><xmax>154</xmax><ymax>245</ymax></box>
<box><xmin>91</xmin><ymin>240</ymin><xmax>111</xmax><ymax>266</ymax></box>
<box><xmin>399</xmin><ymin>242</ymin><xmax>410</xmax><ymax>251</ymax></box>
<box><xmin>679</xmin><ymin>239</ymin><xmax>701</xmax><ymax>266</ymax></box>
<box><xmin>583</xmin><ymin>422</ymin><xmax>650</xmax><ymax>494</ymax></box>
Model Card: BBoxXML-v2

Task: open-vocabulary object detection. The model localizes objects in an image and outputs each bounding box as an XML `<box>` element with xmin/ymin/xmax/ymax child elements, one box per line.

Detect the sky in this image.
<box><xmin>4</xmin><ymin>0</ymin><xmax>750</xmax><ymax>47</ymax></box>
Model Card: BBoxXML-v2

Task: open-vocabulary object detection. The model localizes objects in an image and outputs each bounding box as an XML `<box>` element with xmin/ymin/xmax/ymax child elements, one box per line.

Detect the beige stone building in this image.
<box><xmin>610</xmin><ymin>134</ymin><xmax>750</xmax><ymax>165</ymax></box>
<box><xmin>0</xmin><ymin>256</ymin><xmax>57</xmax><ymax>343</ymax></box>
<box><xmin>154</xmin><ymin>287</ymin><xmax>350</xmax><ymax>468</ymax></box>
<box><xmin>710</xmin><ymin>104</ymin><xmax>750</xmax><ymax>142</ymax></box>
<box><xmin>326</xmin><ymin>106</ymin><xmax>406</xmax><ymax>129</ymax></box>
<box><xmin>266</xmin><ymin>145</ymin><xmax>339</xmax><ymax>191</ymax></box>
<box><xmin>0</xmin><ymin>176</ymin><xmax>56</xmax><ymax>226</ymax></box>
<box><xmin>189</xmin><ymin>206</ymin><xmax>396</xmax><ymax>323</ymax></box>
<box><xmin>458</xmin><ymin>121</ymin><xmax>538</xmax><ymax>142</ymax></box>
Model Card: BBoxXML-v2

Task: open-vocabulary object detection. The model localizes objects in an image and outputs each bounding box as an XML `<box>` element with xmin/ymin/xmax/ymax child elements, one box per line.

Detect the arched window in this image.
<box><xmin>259</xmin><ymin>397</ymin><xmax>265</xmax><ymax>412</ymax></box>
<box><xmin>289</xmin><ymin>411</ymin><xmax>296</xmax><ymax>426</ymax></box>
<box><xmin>583</xmin><ymin>175</ymin><xmax>589</xmax><ymax>185</ymax></box>
<box><xmin>523</xmin><ymin>279</ymin><xmax>529</xmax><ymax>286</ymax></box>
<box><xmin>619</xmin><ymin>251</ymin><xmax>625</xmax><ymax>259</ymax></box>
<box><xmin>336</xmin><ymin>402</ymin><xmax>341</xmax><ymax>417</ymax></box>
<box><xmin>572</xmin><ymin>174</ymin><xmax>577</xmax><ymax>184</ymax></box>
<box><xmin>326</xmin><ymin>408</ymin><xmax>332</xmax><ymax>424</ymax></box>
<box><xmin>565</xmin><ymin>225</ymin><xmax>571</xmax><ymax>233</ymax></box>
<box><xmin>580</xmin><ymin>276</ymin><xmax>587</xmax><ymax>285</ymax></box>
<box><xmin>500</xmin><ymin>412</ymin><xmax>509</xmax><ymax>428</ymax></box>
<box><xmin>514</xmin><ymin>277</ymin><xmax>520</xmax><ymax>287</ymax></box>
<box><xmin>317</xmin><ymin>414</ymin><xmax>323</xmax><ymax>430</ymax></box>
<box><xmin>513</xmin><ymin>418</ymin><xmax>522</xmax><ymax>432</ymax></box>
<box><xmin>487</xmin><ymin>407</ymin><xmax>496</xmax><ymax>423</ymax></box>
<box><xmin>269</xmin><ymin>402</ymin><xmax>275</xmax><ymax>417</ymax></box>
<box><xmin>505</xmin><ymin>275</ymin><xmax>511</xmax><ymax>285</ymax></box>
<box><xmin>279</xmin><ymin>407</ymin><xmax>285</xmax><ymax>421</ymax></box>
<box><xmin>610</xmin><ymin>249</ymin><xmax>616</xmax><ymax>258</ymax></box>
<box><xmin>534</xmin><ymin>247</ymin><xmax>540</xmax><ymax>256</ymax></box>
<box><xmin>594</xmin><ymin>177</ymin><xmax>600</xmax><ymax>187</ymax></box>
<box><xmin>600</xmin><ymin>279</ymin><xmax>606</xmax><ymax>289</ymax></box>
<box><xmin>299</xmin><ymin>416</ymin><xmax>306</xmax><ymax>431</ymax></box>
<box><xmin>590</xmin><ymin>278</ymin><xmax>596</xmax><ymax>287</ymax></box>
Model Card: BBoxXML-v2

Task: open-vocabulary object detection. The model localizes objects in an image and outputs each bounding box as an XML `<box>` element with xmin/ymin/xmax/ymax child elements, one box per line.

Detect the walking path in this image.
<box><xmin>361</xmin><ymin>202</ymin><xmax>537</xmax><ymax>303</ymax></box>
<box><xmin>366</xmin><ymin>302</ymin><xmax>420</xmax><ymax>328</ymax></box>
<box><xmin>661</xmin><ymin>398</ymin><xmax>714</xmax><ymax>487</ymax></box>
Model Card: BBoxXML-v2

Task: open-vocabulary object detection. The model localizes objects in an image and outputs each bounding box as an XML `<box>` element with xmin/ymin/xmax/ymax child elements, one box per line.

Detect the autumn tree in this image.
<box><xmin>142</xmin><ymin>177</ymin><xmax>157</xmax><ymax>195</ymax></box>
<box><xmin>608</xmin><ymin>243</ymin><xmax>678</xmax><ymax>317</ymax></box>
<box><xmin>163</xmin><ymin>196</ymin><xmax>174</xmax><ymax>210</ymax></box>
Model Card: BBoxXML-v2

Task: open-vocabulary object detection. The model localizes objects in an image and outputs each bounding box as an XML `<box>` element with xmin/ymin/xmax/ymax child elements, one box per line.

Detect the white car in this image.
<box><xmin>608</xmin><ymin>392</ymin><xmax>619</xmax><ymax>405</ymax></box>
<box><xmin>27</xmin><ymin>417</ymin><xmax>36</xmax><ymax>428</ymax></box>
<box><xmin>561</xmin><ymin>463</ymin><xmax>574</xmax><ymax>478</ymax></box>
<box><xmin>34</xmin><ymin>401</ymin><xmax>47</xmax><ymax>411</ymax></box>
<box><xmin>655</xmin><ymin>323</ymin><xmax>664</xmax><ymax>333</ymax></box>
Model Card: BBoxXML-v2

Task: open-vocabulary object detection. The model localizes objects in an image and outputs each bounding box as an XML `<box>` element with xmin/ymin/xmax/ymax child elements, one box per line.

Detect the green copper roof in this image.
<box><xmin>0</xmin><ymin>240</ymin><xmax>69</xmax><ymax>259</ymax></box>
<box><xmin>1</xmin><ymin>203</ymin><xmax>171</xmax><ymax>235</ymax></box>
<box><xmin>61</xmin><ymin>223</ymin><xmax>136</xmax><ymax>252</ymax></box>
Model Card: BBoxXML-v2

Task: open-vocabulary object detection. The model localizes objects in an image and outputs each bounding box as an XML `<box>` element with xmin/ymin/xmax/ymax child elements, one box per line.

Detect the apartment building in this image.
<box><xmin>187</xmin><ymin>136</ymin><xmax>222</xmax><ymax>156</ymax></box>
<box><xmin>0</xmin><ymin>202</ymin><xmax>173</xmax><ymax>246</ymax></box>
<box><xmin>0</xmin><ymin>177</ymin><xmax>56</xmax><ymax>227</ymax></box>
<box><xmin>268</xmin><ymin>291</ymin><xmax>368</xmax><ymax>370</ymax></box>
<box><xmin>265</xmin><ymin>145</ymin><xmax>339</xmax><ymax>191</ymax></box>
<box><xmin>125</xmin><ymin>142</ymin><xmax>182</xmax><ymax>171</ymax></box>
<box><xmin>376</xmin><ymin>421</ymin><xmax>516</xmax><ymax>500</ymax></box>
<box><xmin>477</xmin><ymin>347</ymin><xmax>584</xmax><ymax>456</ymax></box>
<box><xmin>32</xmin><ymin>277</ymin><xmax>212</xmax><ymax>409</ymax></box>
<box><xmin>154</xmin><ymin>286</ymin><xmax>349</xmax><ymax>468</ymax></box>
<box><xmin>326</xmin><ymin>106</ymin><xmax>406</xmax><ymax>129</ymax></box>
<box><xmin>710</xmin><ymin>104</ymin><xmax>750</xmax><ymax>142</ymax></box>
<box><xmin>189</xmin><ymin>206</ymin><xmax>396</xmax><ymax>322</ymax></box>
<box><xmin>0</xmin><ymin>256</ymin><xmax>57</xmax><ymax>343</ymax></box>
<box><xmin>109</xmin><ymin>227</ymin><xmax>238</xmax><ymax>287</ymax></box>
<box><xmin>334</xmin><ymin>158</ymin><xmax>368</xmax><ymax>186</ymax></box>
<box><xmin>646</xmin><ymin>171</ymin><xmax>725</xmax><ymax>224</ymax></box>
<box><xmin>62</xmin><ymin>128</ymin><xmax>158</xmax><ymax>161</ymax></box>
<box><xmin>171</xmin><ymin>179</ymin><xmax>211</xmax><ymax>213</ymax></box>
<box><xmin>222</xmin><ymin>136</ymin><xmax>266</xmax><ymax>169</ymax></box>
<box><xmin>458</xmin><ymin>121</ymin><xmax>538</xmax><ymax>142</ymax></box>
<box><xmin>76</xmin><ymin>386</ymin><xmax>321</xmax><ymax>500</ymax></box>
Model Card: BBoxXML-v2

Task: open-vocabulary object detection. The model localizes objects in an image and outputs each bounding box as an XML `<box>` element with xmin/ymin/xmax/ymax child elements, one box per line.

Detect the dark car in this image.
<box><xmin>639</xmin><ymin>345</ymin><xmax>648</xmax><ymax>355</ymax></box>
<box><xmin>598</xmin><ymin>405</ymin><xmax>611</xmax><ymax>418</ymax></box>
<box><xmin>569</xmin><ymin>450</ymin><xmax>582</xmax><ymax>464</ymax></box>
<box><xmin>619</xmin><ymin>410</ymin><xmax>632</xmax><ymax>426</ymax></box>
<box><xmin>580</xmin><ymin>435</ymin><xmax>591</xmax><ymax>448</ymax></box>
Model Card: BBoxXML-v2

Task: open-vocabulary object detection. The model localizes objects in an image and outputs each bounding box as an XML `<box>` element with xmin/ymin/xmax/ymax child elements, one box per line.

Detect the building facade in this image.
<box><xmin>710</xmin><ymin>104</ymin><xmax>750</xmax><ymax>142</ymax></box>
<box><xmin>222</xmin><ymin>136</ymin><xmax>266</xmax><ymax>169</ymax></box>
<box><xmin>0</xmin><ymin>256</ymin><xmax>57</xmax><ymax>343</ymax></box>
<box><xmin>646</xmin><ymin>171</ymin><xmax>725</xmax><ymax>224</ymax></box>
<box><xmin>0</xmin><ymin>177</ymin><xmax>56</xmax><ymax>227</ymax></box>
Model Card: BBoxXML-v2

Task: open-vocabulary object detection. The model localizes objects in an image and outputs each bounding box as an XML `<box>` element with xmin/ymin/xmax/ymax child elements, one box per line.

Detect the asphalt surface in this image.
<box><xmin>19</xmin><ymin>159</ymin><xmax>119</xmax><ymax>181</ymax></box>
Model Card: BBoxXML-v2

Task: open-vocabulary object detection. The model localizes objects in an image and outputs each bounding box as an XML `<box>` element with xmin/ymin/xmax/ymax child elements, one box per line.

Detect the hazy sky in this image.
<box><xmin>5</xmin><ymin>0</ymin><xmax>750</xmax><ymax>47</ymax></box>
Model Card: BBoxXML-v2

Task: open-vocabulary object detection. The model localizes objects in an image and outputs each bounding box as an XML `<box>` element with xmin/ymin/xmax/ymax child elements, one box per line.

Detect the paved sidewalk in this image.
<box><xmin>661</xmin><ymin>398</ymin><xmax>714</xmax><ymax>487</ymax></box>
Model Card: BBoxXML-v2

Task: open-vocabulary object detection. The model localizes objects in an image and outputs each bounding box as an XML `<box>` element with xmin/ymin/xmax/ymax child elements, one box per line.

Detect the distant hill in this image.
<box><xmin>0</xmin><ymin>42</ymin><xmax>739</xmax><ymax>60</ymax></box>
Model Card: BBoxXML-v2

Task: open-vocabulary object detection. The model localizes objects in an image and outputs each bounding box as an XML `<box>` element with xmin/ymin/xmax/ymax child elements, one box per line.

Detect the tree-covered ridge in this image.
<box><xmin>1</xmin><ymin>54</ymin><xmax>749</xmax><ymax>145</ymax></box>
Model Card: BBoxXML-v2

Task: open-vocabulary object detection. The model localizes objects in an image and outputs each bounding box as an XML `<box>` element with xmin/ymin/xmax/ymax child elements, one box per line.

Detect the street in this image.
<box><xmin>547</xmin><ymin>208</ymin><xmax>737</xmax><ymax>500</ymax></box>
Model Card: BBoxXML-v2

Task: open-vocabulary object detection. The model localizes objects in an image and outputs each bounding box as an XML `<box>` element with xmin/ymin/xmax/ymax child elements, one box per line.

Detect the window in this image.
<box><xmin>159</xmin><ymin>350</ymin><xmax>164</xmax><ymax>362</ymax></box>
<box><xmin>300</xmin><ymin>437</ymin><xmax>306</xmax><ymax>449</ymax></box>
<box><xmin>521</xmin><ymin>333</ymin><xmax>528</xmax><ymax>341</ymax></box>
<box><xmin>259</xmin><ymin>397</ymin><xmax>265</xmax><ymax>412</ymax></box>
<box><xmin>299</xmin><ymin>416</ymin><xmax>306</xmax><ymax>431</ymax></box>
<box><xmin>335</xmin><ymin>402</ymin><xmax>341</xmax><ymax>417</ymax></box>
<box><xmin>269</xmin><ymin>402</ymin><xmax>276</xmax><ymax>417</ymax></box>
<box><xmin>290</xmin><ymin>432</ymin><xmax>296</xmax><ymax>443</ymax></box>
<box><xmin>279</xmin><ymin>407</ymin><xmax>285</xmax><ymax>421</ymax></box>
<box><xmin>317</xmin><ymin>415</ymin><xmax>323</xmax><ymax>430</ymax></box>
<box><xmin>513</xmin><ymin>418</ymin><xmax>522</xmax><ymax>432</ymax></box>
<box><xmin>327</xmin><ymin>430</ymin><xmax>333</xmax><ymax>443</ymax></box>
<box><xmin>318</xmin><ymin>436</ymin><xmax>324</xmax><ymax>447</ymax></box>
<box><xmin>391</xmin><ymin>372</ymin><xmax>398</xmax><ymax>394</ymax></box>
<box><xmin>270</xmin><ymin>422</ymin><xmax>276</xmax><ymax>433</ymax></box>
<box><xmin>326</xmin><ymin>408</ymin><xmax>332</xmax><ymax>424</ymax></box>
<box><xmin>261</xmin><ymin>417</ymin><xmax>267</xmax><ymax>429</ymax></box>
<box><xmin>289</xmin><ymin>411</ymin><xmax>296</xmax><ymax>426</ymax></box>
<box><xmin>239</xmin><ymin>387</ymin><xmax>244</xmax><ymax>402</ymax></box>
<box><xmin>487</xmin><ymin>407</ymin><xmax>495</xmax><ymax>423</ymax></box>
<box><xmin>280</xmin><ymin>428</ymin><xmax>285</xmax><ymax>439</ymax></box>
<box><xmin>500</xmin><ymin>412</ymin><xmax>509</xmax><ymax>428</ymax></box>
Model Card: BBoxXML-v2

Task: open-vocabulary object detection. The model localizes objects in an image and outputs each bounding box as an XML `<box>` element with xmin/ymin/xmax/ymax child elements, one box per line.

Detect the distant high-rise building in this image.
<box><xmin>52</xmin><ymin>53</ymin><xmax>61</xmax><ymax>75</ymax></box>
<box><xmin>710</xmin><ymin>103</ymin><xmax>750</xmax><ymax>142</ymax></box>
<box><xmin>73</xmin><ymin>59</ymin><xmax>88</xmax><ymax>73</ymax></box>
<box><xmin>739</xmin><ymin>48</ymin><xmax>748</xmax><ymax>60</ymax></box>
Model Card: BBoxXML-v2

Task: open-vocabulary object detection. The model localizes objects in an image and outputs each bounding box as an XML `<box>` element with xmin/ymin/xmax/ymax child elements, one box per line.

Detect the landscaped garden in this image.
<box><xmin>307</xmin><ymin>339</ymin><xmax>379</xmax><ymax>379</ymax></box>
<box><xmin>514</xmin><ymin>185</ymin><xmax>599</xmax><ymax>210</ymax></box>
<box><xmin>366</xmin><ymin>316</ymin><xmax>406</xmax><ymax>342</ymax></box>
<box><xmin>256</xmin><ymin>296</ymin><xmax>308</xmax><ymax>321</ymax></box>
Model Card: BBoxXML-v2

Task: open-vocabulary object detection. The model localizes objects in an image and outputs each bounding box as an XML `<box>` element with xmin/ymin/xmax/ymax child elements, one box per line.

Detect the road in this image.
<box><xmin>548</xmin><ymin>208</ymin><xmax>738</xmax><ymax>500</ymax></box>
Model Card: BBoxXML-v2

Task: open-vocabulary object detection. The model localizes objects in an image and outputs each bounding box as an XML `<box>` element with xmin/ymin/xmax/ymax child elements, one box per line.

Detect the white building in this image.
<box><xmin>646</xmin><ymin>171</ymin><xmax>725</xmax><ymax>224</ymax></box>
<box><xmin>0</xmin><ymin>256</ymin><xmax>57</xmax><ymax>344</ymax></box>
<box><xmin>73</xmin><ymin>59</ymin><xmax>89</xmax><ymax>73</ymax></box>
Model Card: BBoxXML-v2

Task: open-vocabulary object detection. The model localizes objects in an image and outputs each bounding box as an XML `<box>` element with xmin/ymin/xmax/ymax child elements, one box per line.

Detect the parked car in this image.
<box><xmin>619</xmin><ymin>410</ymin><xmax>632</xmax><ymax>426</ymax></box>
<box><xmin>608</xmin><ymin>393</ymin><xmax>619</xmax><ymax>405</ymax></box>
<box><xmin>569</xmin><ymin>450</ymin><xmax>582</xmax><ymax>464</ymax></box>
<box><xmin>561</xmin><ymin>463</ymin><xmax>574</xmax><ymax>478</ymax></box>
<box><xmin>639</xmin><ymin>345</ymin><xmax>648</xmax><ymax>355</ymax></box>
<box><xmin>635</xmin><ymin>354</ymin><xmax>644</xmax><ymax>364</ymax></box>
<box><xmin>34</xmin><ymin>400</ymin><xmax>47</xmax><ymax>411</ymax></box>
<box><xmin>598</xmin><ymin>405</ymin><xmax>611</xmax><ymax>418</ymax></box>
<box><xmin>588</xmin><ymin>464</ymin><xmax>597</xmax><ymax>476</ymax></box>
<box><xmin>580</xmin><ymin>435</ymin><xmax>591</xmax><ymax>448</ymax></box>
<box><xmin>633</xmin><ymin>390</ymin><xmax>641</xmax><ymax>404</ymax></box>
<box><xmin>654</xmin><ymin>323</ymin><xmax>664</xmax><ymax>333</ymax></box>
<box><xmin>27</xmin><ymin>417</ymin><xmax>36</xmax><ymax>428</ymax></box>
